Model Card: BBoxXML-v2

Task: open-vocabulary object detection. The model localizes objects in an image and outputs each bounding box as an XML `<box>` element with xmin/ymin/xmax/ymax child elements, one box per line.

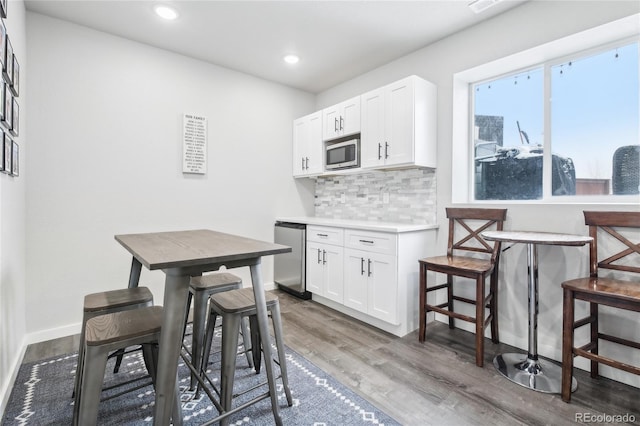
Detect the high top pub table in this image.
<box><xmin>482</xmin><ymin>230</ymin><xmax>592</xmax><ymax>394</ymax></box>
<box><xmin>115</xmin><ymin>229</ymin><xmax>291</xmax><ymax>425</ymax></box>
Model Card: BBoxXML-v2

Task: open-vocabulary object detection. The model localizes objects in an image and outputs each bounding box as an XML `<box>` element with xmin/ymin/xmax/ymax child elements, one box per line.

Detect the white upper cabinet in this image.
<box><xmin>322</xmin><ymin>96</ymin><xmax>361</xmax><ymax>141</ymax></box>
<box><xmin>292</xmin><ymin>111</ymin><xmax>323</xmax><ymax>177</ymax></box>
<box><xmin>361</xmin><ymin>75</ymin><xmax>437</xmax><ymax>169</ymax></box>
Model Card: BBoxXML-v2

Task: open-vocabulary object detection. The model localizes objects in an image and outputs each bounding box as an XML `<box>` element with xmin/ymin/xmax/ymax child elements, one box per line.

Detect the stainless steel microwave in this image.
<box><xmin>325</xmin><ymin>138</ymin><xmax>360</xmax><ymax>170</ymax></box>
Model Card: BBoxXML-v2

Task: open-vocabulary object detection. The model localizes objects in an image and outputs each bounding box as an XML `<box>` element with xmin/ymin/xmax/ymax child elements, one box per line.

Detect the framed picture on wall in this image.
<box><xmin>0</xmin><ymin>128</ymin><xmax>4</xmax><ymax>172</ymax></box>
<box><xmin>10</xmin><ymin>54</ymin><xmax>18</xmax><ymax>97</ymax></box>
<box><xmin>10</xmin><ymin>97</ymin><xmax>17</xmax><ymax>136</ymax></box>
<box><xmin>0</xmin><ymin>0</ymin><xmax>7</xmax><ymax>19</ymax></box>
<box><xmin>0</xmin><ymin>80</ymin><xmax>5</xmax><ymax>123</ymax></box>
<box><xmin>3</xmin><ymin>84</ymin><xmax>11</xmax><ymax>129</ymax></box>
<box><xmin>3</xmin><ymin>134</ymin><xmax>10</xmax><ymax>173</ymax></box>
<box><xmin>0</xmin><ymin>20</ymin><xmax>5</xmax><ymax>72</ymax></box>
<box><xmin>11</xmin><ymin>140</ymin><xmax>17</xmax><ymax>176</ymax></box>
<box><xmin>3</xmin><ymin>36</ymin><xmax>12</xmax><ymax>86</ymax></box>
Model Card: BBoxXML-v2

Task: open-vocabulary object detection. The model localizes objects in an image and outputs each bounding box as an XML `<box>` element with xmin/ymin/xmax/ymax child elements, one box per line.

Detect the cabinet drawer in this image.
<box><xmin>344</xmin><ymin>229</ymin><xmax>397</xmax><ymax>255</ymax></box>
<box><xmin>307</xmin><ymin>226</ymin><xmax>344</xmax><ymax>245</ymax></box>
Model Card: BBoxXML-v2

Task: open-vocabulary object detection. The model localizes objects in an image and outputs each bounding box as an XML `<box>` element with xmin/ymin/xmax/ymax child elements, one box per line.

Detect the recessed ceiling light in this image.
<box><xmin>154</xmin><ymin>4</ymin><xmax>179</xmax><ymax>20</ymax></box>
<box><xmin>283</xmin><ymin>54</ymin><xmax>300</xmax><ymax>65</ymax></box>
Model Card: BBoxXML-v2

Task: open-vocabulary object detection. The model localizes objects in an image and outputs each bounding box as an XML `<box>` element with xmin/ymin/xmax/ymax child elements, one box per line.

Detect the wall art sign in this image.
<box><xmin>182</xmin><ymin>113</ymin><xmax>207</xmax><ymax>174</ymax></box>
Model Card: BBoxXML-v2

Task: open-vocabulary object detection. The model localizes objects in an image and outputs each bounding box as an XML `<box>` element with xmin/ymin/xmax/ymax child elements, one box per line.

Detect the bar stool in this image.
<box><xmin>74</xmin><ymin>306</ymin><xmax>183</xmax><ymax>426</ymax></box>
<box><xmin>201</xmin><ymin>287</ymin><xmax>292</xmax><ymax>425</ymax></box>
<box><xmin>184</xmin><ymin>272</ymin><xmax>252</xmax><ymax>389</ymax></box>
<box><xmin>73</xmin><ymin>287</ymin><xmax>154</xmax><ymax>399</ymax></box>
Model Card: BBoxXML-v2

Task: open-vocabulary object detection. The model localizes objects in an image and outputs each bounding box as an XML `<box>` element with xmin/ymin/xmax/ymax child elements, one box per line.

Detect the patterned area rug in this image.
<box><xmin>3</xmin><ymin>327</ymin><xmax>399</xmax><ymax>425</ymax></box>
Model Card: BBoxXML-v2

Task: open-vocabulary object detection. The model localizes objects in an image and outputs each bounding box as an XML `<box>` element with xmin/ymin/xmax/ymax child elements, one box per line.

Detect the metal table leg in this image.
<box><xmin>493</xmin><ymin>243</ymin><xmax>578</xmax><ymax>394</ymax></box>
<box><xmin>250</xmin><ymin>260</ymin><xmax>282</xmax><ymax>425</ymax></box>
<box><xmin>153</xmin><ymin>272</ymin><xmax>190</xmax><ymax>426</ymax></box>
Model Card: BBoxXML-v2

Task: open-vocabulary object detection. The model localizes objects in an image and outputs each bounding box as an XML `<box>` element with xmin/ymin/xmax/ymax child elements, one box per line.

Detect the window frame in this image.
<box><xmin>452</xmin><ymin>14</ymin><xmax>640</xmax><ymax>205</ymax></box>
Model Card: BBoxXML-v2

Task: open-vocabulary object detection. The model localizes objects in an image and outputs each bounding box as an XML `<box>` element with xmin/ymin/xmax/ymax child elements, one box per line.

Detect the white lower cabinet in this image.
<box><xmin>344</xmin><ymin>248</ymin><xmax>398</xmax><ymax>324</ymax></box>
<box><xmin>306</xmin><ymin>226</ymin><xmax>344</xmax><ymax>303</ymax></box>
<box><xmin>306</xmin><ymin>242</ymin><xmax>344</xmax><ymax>303</ymax></box>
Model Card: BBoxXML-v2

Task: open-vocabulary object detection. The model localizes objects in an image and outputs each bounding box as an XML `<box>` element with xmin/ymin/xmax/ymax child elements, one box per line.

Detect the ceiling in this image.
<box><xmin>24</xmin><ymin>0</ymin><xmax>528</xmax><ymax>93</ymax></box>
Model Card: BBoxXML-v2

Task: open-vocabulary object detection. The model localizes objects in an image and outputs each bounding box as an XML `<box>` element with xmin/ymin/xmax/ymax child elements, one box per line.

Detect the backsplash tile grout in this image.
<box><xmin>314</xmin><ymin>168</ymin><xmax>436</xmax><ymax>224</ymax></box>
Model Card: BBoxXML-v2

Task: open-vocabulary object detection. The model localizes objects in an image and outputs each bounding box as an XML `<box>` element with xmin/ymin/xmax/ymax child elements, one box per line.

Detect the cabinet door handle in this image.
<box><xmin>334</xmin><ymin>117</ymin><xmax>338</xmax><ymax>132</ymax></box>
<box><xmin>305</xmin><ymin>157</ymin><xmax>309</xmax><ymax>170</ymax></box>
<box><xmin>378</xmin><ymin>143</ymin><xmax>382</xmax><ymax>160</ymax></box>
<box><xmin>385</xmin><ymin>142</ymin><xmax>389</xmax><ymax>159</ymax></box>
<box><xmin>368</xmin><ymin>259</ymin><xmax>372</xmax><ymax>277</ymax></box>
<box><xmin>322</xmin><ymin>250</ymin><xmax>327</xmax><ymax>265</ymax></box>
<box><xmin>317</xmin><ymin>233</ymin><xmax>328</xmax><ymax>238</ymax></box>
<box><xmin>301</xmin><ymin>157</ymin><xmax>305</xmax><ymax>170</ymax></box>
<box><xmin>359</xmin><ymin>239</ymin><xmax>374</xmax><ymax>244</ymax></box>
<box><xmin>360</xmin><ymin>258</ymin><xmax>365</xmax><ymax>275</ymax></box>
<box><xmin>317</xmin><ymin>248</ymin><xmax>322</xmax><ymax>264</ymax></box>
<box><xmin>340</xmin><ymin>116</ymin><xmax>344</xmax><ymax>130</ymax></box>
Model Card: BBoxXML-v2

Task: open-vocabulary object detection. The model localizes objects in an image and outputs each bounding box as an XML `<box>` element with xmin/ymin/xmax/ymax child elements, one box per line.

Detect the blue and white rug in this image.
<box><xmin>3</xmin><ymin>330</ymin><xmax>399</xmax><ymax>425</ymax></box>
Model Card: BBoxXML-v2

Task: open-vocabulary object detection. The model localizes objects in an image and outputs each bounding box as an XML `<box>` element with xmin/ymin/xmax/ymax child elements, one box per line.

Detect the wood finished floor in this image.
<box><xmin>22</xmin><ymin>289</ymin><xmax>640</xmax><ymax>425</ymax></box>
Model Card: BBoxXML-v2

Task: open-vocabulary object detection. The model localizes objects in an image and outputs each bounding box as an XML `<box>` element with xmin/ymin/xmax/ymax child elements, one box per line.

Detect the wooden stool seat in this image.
<box><xmin>190</xmin><ymin>272</ymin><xmax>242</xmax><ymax>292</ymax></box>
<box><xmin>84</xmin><ymin>305</ymin><xmax>163</xmax><ymax>345</ymax></box>
<box><xmin>83</xmin><ymin>287</ymin><xmax>153</xmax><ymax>312</ymax></box>
<box><xmin>562</xmin><ymin>277</ymin><xmax>640</xmax><ymax>303</ymax></box>
<box><xmin>210</xmin><ymin>287</ymin><xmax>279</xmax><ymax>313</ymax></box>
<box><xmin>74</xmin><ymin>306</ymin><xmax>182</xmax><ymax>426</ymax></box>
<box><xmin>422</xmin><ymin>255</ymin><xmax>494</xmax><ymax>274</ymax></box>
<box><xmin>202</xmin><ymin>288</ymin><xmax>292</xmax><ymax>426</ymax></box>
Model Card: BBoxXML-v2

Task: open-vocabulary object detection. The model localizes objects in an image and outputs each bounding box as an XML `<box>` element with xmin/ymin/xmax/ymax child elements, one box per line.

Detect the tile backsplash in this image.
<box><xmin>314</xmin><ymin>168</ymin><xmax>436</xmax><ymax>224</ymax></box>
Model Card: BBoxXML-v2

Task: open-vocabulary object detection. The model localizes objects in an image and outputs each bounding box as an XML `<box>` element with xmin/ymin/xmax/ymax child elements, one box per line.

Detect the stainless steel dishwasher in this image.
<box><xmin>274</xmin><ymin>222</ymin><xmax>310</xmax><ymax>299</ymax></box>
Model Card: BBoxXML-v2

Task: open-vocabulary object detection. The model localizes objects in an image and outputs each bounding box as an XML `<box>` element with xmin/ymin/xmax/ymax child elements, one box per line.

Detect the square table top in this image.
<box><xmin>115</xmin><ymin>229</ymin><xmax>291</xmax><ymax>270</ymax></box>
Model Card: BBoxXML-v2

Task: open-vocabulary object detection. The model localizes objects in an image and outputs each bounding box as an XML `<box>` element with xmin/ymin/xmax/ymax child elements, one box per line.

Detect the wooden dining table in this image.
<box><xmin>115</xmin><ymin>229</ymin><xmax>291</xmax><ymax>426</ymax></box>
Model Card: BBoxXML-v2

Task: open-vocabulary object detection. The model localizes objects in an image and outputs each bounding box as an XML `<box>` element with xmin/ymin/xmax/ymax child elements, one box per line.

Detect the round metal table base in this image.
<box><xmin>493</xmin><ymin>353</ymin><xmax>577</xmax><ymax>394</ymax></box>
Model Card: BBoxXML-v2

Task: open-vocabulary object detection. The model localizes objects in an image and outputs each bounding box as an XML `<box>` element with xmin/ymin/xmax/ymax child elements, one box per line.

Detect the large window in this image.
<box><xmin>471</xmin><ymin>42</ymin><xmax>639</xmax><ymax>201</ymax></box>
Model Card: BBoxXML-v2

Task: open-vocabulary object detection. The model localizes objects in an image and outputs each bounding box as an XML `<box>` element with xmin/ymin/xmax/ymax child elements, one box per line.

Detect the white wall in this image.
<box><xmin>24</xmin><ymin>13</ymin><xmax>315</xmax><ymax>343</ymax></box>
<box><xmin>316</xmin><ymin>1</ymin><xmax>640</xmax><ymax>387</ymax></box>
<box><xmin>0</xmin><ymin>0</ymin><xmax>27</xmax><ymax>414</ymax></box>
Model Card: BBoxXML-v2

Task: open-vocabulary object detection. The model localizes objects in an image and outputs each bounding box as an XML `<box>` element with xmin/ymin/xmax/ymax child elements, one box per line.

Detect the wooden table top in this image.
<box><xmin>115</xmin><ymin>229</ymin><xmax>291</xmax><ymax>270</ymax></box>
<box><xmin>482</xmin><ymin>230</ymin><xmax>593</xmax><ymax>246</ymax></box>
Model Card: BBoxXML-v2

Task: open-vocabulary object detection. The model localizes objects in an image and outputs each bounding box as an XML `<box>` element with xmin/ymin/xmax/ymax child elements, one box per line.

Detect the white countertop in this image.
<box><xmin>275</xmin><ymin>216</ymin><xmax>438</xmax><ymax>233</ymax></box>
